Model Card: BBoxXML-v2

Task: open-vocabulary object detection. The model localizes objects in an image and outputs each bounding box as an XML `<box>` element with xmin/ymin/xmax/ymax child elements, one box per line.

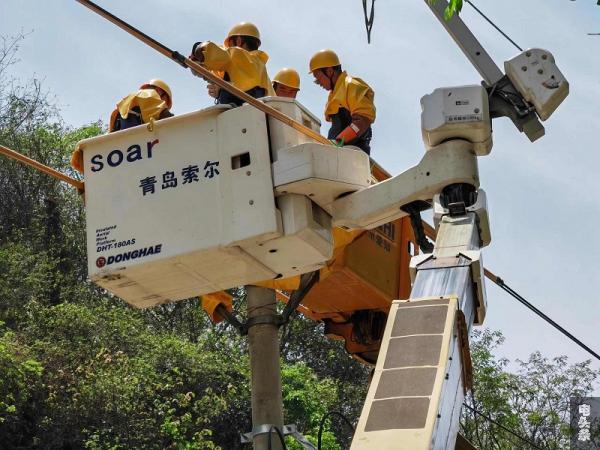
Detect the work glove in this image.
<box><xmin>335</xmin><ymin>123</ymin><xmax>360</xmax><ymax>145</ymax></box>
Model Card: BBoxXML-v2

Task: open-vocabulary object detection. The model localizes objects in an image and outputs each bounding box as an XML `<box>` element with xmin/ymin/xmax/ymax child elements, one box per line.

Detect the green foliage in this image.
<box><xmin>0</xmin><ymin>327</ymin><xmax>44</xmax><ymax>447</ymax></box>
<box><xmin>445</xmin><ymin>0</ymin><xmax>463</xmax><ymax>20</ymax></box>
<box><xmin>15</xmin><ymin>302</ymin><xmax>251</xmax><ymax>449</ymax></box>
<box><xmin>461</xmin><ymin>329</ymin><xmax>600</xmax><ymax>449</ymax></box>
<box><xmin>429</xmin><ymin>0</ymin><xmax>464</xmax><ymax>20</ymax></box>
<box><xmin>282</xmin><ymin>363</ymin><xmax>341</xmax><ymax>450</ymax></box>
<box><xmin>0</xmin><ymin>294</ymin><xmax>360</xmax><ymax>449</ymax></box>
<box><xmin>0</xmin><ymin>328</ymin><xmax>43</xmax><ymax>422</ymax></box>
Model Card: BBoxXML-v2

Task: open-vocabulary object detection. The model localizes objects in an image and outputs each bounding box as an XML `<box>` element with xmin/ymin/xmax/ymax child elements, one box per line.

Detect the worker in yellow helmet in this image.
<box><xmin>309</xmin><ymin>49</ymin><xmax>375</xmax><ymax>154</ymax></box>
<box><xmin>109</xmin><ymin>79</ymin><xmax>174</xmax><ymax>133</ymax></box>
<box><xmin>190</xmin><ymin>22</ymin><xmax>274</xmax><ymax>106</ymax></box>
<box><xmin>70</xmin><ymin>79</ymin><xmax>173</xmax><ymax>173</ymax></box>
<box><xmin>272</xmin><ymin>68</ymin><xmax>300</xmax><ymax>99</ymax></box>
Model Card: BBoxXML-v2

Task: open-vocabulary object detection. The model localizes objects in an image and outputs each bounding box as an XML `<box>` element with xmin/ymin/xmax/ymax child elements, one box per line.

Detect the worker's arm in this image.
<box><xmin>336</xmin><ymin>114</ymin><xmax>373</xmax><ymax>144</ymax></box>
<box><xmin>190</xmin><ymin>41</ymin><xmax>230</xmax><ymax>71</ymax></box>
<box><xmin>70</xmin><ymin>145</ymin><xmax>84</xmax><ymax>173</ymax></box>
<box><xmin>336</xmin><ymin>84</ymin><xmax>376</xmax><ymax>144</ymax></box>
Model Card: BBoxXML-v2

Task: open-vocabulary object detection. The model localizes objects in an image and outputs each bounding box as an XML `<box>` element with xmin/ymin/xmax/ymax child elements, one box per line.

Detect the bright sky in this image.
<box><xmin>1</xmin><ymin>0</ymin><xmax>599</xmax><ymax>380</ymax></box>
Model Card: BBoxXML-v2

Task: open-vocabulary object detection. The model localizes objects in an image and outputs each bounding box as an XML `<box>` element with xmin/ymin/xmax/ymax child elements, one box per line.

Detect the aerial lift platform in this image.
<box><xmin>68</xmin><ymin>0</ymin><xmax>570</xmax><ymax>448</ymax></box>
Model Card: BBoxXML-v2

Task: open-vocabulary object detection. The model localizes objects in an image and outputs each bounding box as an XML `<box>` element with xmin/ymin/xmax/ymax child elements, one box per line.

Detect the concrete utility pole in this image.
<box><xmin>246</xmin><ymin>286</ymin><xmax>285</xmax><ymax>450</ymax></box>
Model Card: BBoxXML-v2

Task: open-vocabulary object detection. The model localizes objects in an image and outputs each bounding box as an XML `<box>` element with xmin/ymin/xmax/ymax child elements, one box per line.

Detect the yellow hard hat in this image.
<box><xmin>273</xmin><ymin>68</ymin><xmax>300</xmax><ymax>90</ymax></box>
<box><xmin>225</xmin><ymin>22</ymin><xmax>261</xmax><ymax>47</ymax></box>
<box><xmin>309</xmin><ymin>49</ymin><xmax>341</xmax><ymax>73</ymax></box>
<box><xmin>140</xmin><ymin>79</ymin><xmax>172</xmax><ymax>108</ymax></box>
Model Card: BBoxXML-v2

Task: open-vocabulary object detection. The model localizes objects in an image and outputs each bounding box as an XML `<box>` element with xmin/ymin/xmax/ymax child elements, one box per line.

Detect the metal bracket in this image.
<box><xmin>424</xmin><ymin>0</ymin><xmax>545</xmax><ymax>141</ymax></box>
<box><xmin>283</xmin><ymin>424</ymin><xmax>317</xmax><ymax>450</ymax></box>
<box><xmin>424</xmin><ymin>0</ymin><xmax>503</xmax><ymax>85</ymax></box>
<box><xmin>240</xmin><ymin>424</ymin><xmax>317</xmax><ymax>449</ymax></box>
<box><xmin>487</xmin><ymin>76</ymin><xmax>545</xmax><ymax>142</ymax></box>
<box><xmin>217</xmin><ymin>304</ymin><xmax>284</xmax><ymax>336</ymax></box>
<box><xmin>220</xmin><ymin>273</ymin><xmax>320</xmax><ymax>336</ymax></box>
<box><xmin>242</xmin><ymin>314</ymin><xmax>284</xmax><ymax>335</ymax></box>
<box><xmin>240</xmin><ymin>424</ymin><xmax>277</xmax><ymax>443</ymax></box>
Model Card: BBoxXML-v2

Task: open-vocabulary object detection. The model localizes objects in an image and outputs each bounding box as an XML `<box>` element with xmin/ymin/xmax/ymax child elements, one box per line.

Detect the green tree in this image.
<box><xmin>461</xmin><ymin>329</ymin><xmax>600</xmax><ymax>450</ymax></box>
<box><xmin>0</xmin><ymin>324</ymin><xmax>44</xmax><ymax>445</ymax></box>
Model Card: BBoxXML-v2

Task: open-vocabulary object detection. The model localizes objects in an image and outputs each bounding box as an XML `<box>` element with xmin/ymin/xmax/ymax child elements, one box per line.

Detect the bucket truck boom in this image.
<box><xmin>73</xmin><ymin>2</ymin><xmax>569</xmax><ymax>448</ymax></box>
<box><xmin>343</xmin><ymin>3</ymin><xmax>568</xmax><ymax>448</ymax></box>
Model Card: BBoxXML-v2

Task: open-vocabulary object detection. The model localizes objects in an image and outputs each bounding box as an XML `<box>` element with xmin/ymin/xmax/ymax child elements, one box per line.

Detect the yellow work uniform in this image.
<box><xmin>325</xmin><ymin>71</ymin><xmax>376</xmax><ymax>154</ymax></box>
<box><xmin>109</xmin><ymin>88</ymin><xmax>171</xmax><ymax>133</ymax></box>
<box><xmin>201</xmin><ymin>41</ymin><xmax>275</xmax><ymax>103</ymax></box>
<box><xmin>325</xmin><ymin>71</ymin><xmax>376</xmax><ymax>121</ymax></box>
<box><xmin>70</xmin><ymin>89</ymin><xmax>170</xmax><ymax>173</ymax></box>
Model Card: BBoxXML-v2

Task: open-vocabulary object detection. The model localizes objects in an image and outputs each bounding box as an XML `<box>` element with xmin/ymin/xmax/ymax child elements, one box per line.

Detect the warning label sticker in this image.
<box><xmin>445</xmin><ymin>114</ymin><xmax>482</xmax><ymax>123</ymax></box>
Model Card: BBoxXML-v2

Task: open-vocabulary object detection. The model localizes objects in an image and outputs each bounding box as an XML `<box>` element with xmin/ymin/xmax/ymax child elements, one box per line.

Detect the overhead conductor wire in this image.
<box><xmin>465</xmin><ymin>0</ymin><xmax>523</xmax><ymax>51</ymax></box>
<box><xmin>485</xmin><ymin>270</ymin><xmax>600</xmax><ymax>363</ymax></box>
<box><xmin>462</xmin><ymin>402</ymin><xmax>545</xmax><ymax>450</ymax></box>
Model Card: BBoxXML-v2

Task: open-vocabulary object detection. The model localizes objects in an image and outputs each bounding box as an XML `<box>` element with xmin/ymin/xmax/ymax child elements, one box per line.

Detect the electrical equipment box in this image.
<box><xmin>421</xmin><ymin>85</ymin><xmax>492</xmax><ymax>156</ymax></box>
<box><xmin>504</xmin><ymin>48</ymin><xmax>569</xmax><ymax>121</ymax></box>
<box><xmin>79</xmin><ymin>104</ymin><xmax>336</xmax><ymax>308</ymax></box>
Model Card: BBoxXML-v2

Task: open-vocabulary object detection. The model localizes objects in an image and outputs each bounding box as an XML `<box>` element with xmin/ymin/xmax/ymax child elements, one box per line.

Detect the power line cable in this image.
<box><xmin>462</xmin><ymin>402</ymin><xmax>545</xmax><ymax>449</ymax></box>
<box><xmin>465</xmin><ymin>0</ymin><xmax>523</xmax><ymax>51</ymax></box>
<box><xmin>486</xmin><ymin>273</ymin><xmax>600</xmax><ymax>363</ymax></box>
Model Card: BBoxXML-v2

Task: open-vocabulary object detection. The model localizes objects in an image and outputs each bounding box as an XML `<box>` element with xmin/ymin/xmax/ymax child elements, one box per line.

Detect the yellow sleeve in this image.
<box><xmin>108</xmin><ymin>108</ymin><xmax>119</xmax><ymax>133</ymax></box>
<box><xmin>346</xmin><ymin>83</ymin><xmax>376</xmax><ymax>122</ymax></box>
<box><xmin>202</xmin><ymin>42</ymin><xmax>231</xmax><ymax>72</ymax></box>
<box><xmin>201</xmin><ymin>291</ymin><xmax>233</xmax><ymax>323</ymax></box>
<box><xmin>70</xmin><ymin>144</ymin><xmax>84</xmax><ymax>173</ymax></box>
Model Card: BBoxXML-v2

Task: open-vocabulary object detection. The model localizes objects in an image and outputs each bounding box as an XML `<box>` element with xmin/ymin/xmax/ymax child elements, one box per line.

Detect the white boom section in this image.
<box><xmin>332</xmin><ymin>140</ymin><xmax>479</xmax><ymax>230</ymax></box>
<box><xmin>424</xmin><ymin>0</ymin><xmax>504</xmax><ymax>85</ymax></box>
<box><xmin>344</xmin><ymin>80</ymin><xmax>492</xmax><ymax>449</ymax></box>
<box><xmin>421</xmin><ymin>85</ymin><xmax>492</xmax><ymax>156</ymax></box>
<box><xmin>332</xmin><ymin>85</ymin><xmax>492</xmax><ymax>232</ymax></box>
<box><xmin>351</xmin><ymin>206</ymin><xmax>486</xmax><ymax>450</ymax></box>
